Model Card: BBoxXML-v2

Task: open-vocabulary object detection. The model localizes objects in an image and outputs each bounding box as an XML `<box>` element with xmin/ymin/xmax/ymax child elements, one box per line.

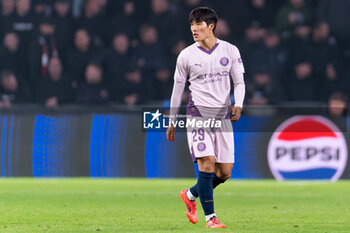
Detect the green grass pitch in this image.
<box><xmin>0</xmin><ymin>178</ymin><xmax>350</xmax><ymax>233</ymax></box>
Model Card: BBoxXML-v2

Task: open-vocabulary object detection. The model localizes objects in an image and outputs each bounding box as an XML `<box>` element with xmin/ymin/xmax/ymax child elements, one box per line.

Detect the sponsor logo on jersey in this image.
<box><xmin>197</xmin><ymin>71</ymin><xmax>229</xmax><ymax>80</ymax></box>
<box><xmin>267</xmin><ymin>116</ymin><xmax>348</xmax><ymax>181</ymax></box>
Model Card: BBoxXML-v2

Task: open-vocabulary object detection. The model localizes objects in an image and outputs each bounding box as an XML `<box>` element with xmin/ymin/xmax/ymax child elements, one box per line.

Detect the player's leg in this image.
<box><xmin>195</xmin><ymin>156</ymin><xmax>226</xmax><ymax>228</ymax></box>
<box><xmin>180</xmin><ymin>125</ymin><xmax>214</xmax><ymax>224</ymax></box>
<box><xmin>214</xmin><ymin>162</ymin><xmax>233</xmax><ymax>186</ymax></box>
<box><xmin>211</xmin><ymin>118</ymin><xmax>235</xmax><ymax>188</ymax></box>
<box><xmin>196</xmin><ymin>156</ymin><xmax>216</xmax><ymax>221</ymax></box>
<box><xmin>187</xmin><ymin>163</ymin><xmax>232</xmax><ymax>199</ymax></box>
<box><xmin>180</xmin><ymin>156</ymin><xmax>215</xmax><ymax>224</ymax></box>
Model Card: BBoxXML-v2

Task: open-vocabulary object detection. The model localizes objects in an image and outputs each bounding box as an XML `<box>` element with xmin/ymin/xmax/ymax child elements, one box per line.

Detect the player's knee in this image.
<box><xmin>200</xmin><ymin>164</ymin><xmax>215</xmax><ymax>173</ymax></box>
<box><xmin>218</xmin><ymin>173</ymin><xmax>231</xmax><ymax>181</ymax></box>
<box><xmin>198</xmin><ymin>157</ymin><xmax>215</xmax><ymax>173</ymax></box>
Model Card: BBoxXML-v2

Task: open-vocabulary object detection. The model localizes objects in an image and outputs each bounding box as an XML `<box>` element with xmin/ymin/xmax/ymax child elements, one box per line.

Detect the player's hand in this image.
<box><xmin>166</xmin><ymin>124</ymin><xmax>176</xmax><ymax>142</ymax></box>
<box><xmin>231</xmin><ymin>106</ymin><xmax>242</xmax><ymax>122</ymax></box>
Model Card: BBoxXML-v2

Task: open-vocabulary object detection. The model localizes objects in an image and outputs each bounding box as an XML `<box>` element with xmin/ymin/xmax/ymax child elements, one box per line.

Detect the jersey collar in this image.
<box><xmin>196</xmin><ymin>39</ymin><xmax>219</xmax><ymax>55</ymax></box>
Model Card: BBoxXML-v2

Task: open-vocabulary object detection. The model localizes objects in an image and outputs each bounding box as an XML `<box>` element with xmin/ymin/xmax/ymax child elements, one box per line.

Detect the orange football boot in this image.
<box><xmin>206</xmin><ymin>217</ymin><xmax>226</xmax><ymax>228</ymax></box>
<box><xmin>179</xmin><ymin>189</ymin><xmax>198</xmax><ymax>224</ymax></box>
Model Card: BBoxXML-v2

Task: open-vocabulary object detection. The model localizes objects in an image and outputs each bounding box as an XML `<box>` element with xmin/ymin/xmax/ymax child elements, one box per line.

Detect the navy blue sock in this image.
<box><xmin>190</xmin><ymin>174</ymin><xmax>226</xmax><ymax>198</ymax></box>
<box><xmin>197</xmin><ymin>171</ymin><xmax>215</xmax><ymax>216</ymax></box>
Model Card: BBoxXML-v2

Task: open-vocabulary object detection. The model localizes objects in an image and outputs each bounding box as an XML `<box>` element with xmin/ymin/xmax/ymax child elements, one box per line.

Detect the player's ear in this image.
<box><xmin>208</xmin><ymin>23</ymin><xmax>215</xmax><ymax>31</ymax></box>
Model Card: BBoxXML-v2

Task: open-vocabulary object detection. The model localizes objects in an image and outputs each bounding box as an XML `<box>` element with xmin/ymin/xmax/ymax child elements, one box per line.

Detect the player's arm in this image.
<box><xmin>231</xmin><ymin>72</ymin><xmax>245</xmax><ymax>122</ymax></box>
<box><xmin>166</xmin><ymin>51</ymin><xmax>188</xmax><ymax>142</ymax></box>
<box><xmin>167</xmin><ymin>80</ymin><xmax>185</xmax><ymax>142</ymax></box>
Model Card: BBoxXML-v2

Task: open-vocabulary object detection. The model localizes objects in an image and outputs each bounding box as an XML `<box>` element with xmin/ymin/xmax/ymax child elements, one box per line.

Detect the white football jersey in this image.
<box><xmin>174</xmin><ymin>38</ymin><xmax>245</xmax><ymax>108</ymax></box>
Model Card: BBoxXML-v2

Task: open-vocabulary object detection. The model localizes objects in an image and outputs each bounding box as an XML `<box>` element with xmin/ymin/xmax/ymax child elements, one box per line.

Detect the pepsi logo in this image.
<box><xmin>268</xmin><ymin>116</ymin><xmax>348</xmax><ymax>181</ymax></box>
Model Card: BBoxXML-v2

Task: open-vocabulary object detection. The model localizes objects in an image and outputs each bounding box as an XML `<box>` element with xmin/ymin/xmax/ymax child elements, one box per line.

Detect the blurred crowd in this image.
<box><xmin>0</xmin><ymin>0</ymin><xmax>349</xmax><ymax>110</ymax></box>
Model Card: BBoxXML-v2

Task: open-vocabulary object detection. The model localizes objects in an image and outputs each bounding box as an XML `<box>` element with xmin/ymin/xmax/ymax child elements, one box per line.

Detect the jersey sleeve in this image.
<box><xmin>230</xmin><ymin>45</ymin><xmax>245</xmax><ymax>75</ymax></box>
<box><xmin>173</xmin><ymin>51</ymin><xmax>188</xmax><ymax>83</ymax></box>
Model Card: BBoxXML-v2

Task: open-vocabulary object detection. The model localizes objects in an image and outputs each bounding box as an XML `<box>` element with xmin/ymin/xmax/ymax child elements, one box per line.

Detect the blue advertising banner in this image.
<box><xmin>0</xmin><ymin>108</ymin><xmax>348</xmax><ymax>180</ymax></box>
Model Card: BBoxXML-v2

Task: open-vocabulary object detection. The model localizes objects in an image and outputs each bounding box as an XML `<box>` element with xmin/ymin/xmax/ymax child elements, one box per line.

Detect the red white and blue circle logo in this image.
<box><xmin>268</xmin><ymin>116</ymin><xmax>348</xmax><ymax>181</ymax></box>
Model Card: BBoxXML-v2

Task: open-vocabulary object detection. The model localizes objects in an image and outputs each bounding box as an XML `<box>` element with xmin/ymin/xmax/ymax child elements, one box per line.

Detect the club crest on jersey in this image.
<box><xmin>197</xmin><ymin>142</ymin><xmax>206</xmax><ymax>152</ymax></box>
<box><xmin>267</xmin><ymin>116</ymin><xmax>348</xmax><ymax>181</ymax></box>
<box><xmin>220</xmin><ymin>57</ymin><xmax>229</xmax><ymax>66</ymax></box>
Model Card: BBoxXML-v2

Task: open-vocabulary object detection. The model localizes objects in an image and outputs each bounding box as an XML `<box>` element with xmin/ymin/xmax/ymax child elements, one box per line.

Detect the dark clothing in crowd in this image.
<box><xmin>66</xmin><ymin>47</ymin><xmax>96</xmax><ymax>84</ymax></box>
<box><xmin>28</xmin><ymin>34</ymin><xmax>59</xmax><ymax>90</ymax></box>
<box><xmin>0</xmin><ymin>75</ymin><xmax>30</xmax><ymax>104</ymax></box>
<box><xmin>76</xmin><ymin>83</ymin><xmax>110</xmax><ymax>105</ymax></box>
<box><xmin>95</xmin><ymin>48</ymin><xmax>131</xmax><ymax>85</ymax></box>
<box><xmin>52</xmin><ymin>12</ymin><xmax>74</xmax><ymax>57</ymax></box>
<box><xmin>0</xmin><ymin>0</ymin><xmax>349</xmax><ymax>106</ymax></box>
<box><xmin>250</xmin><ymin>43</ymin><xmax>288</xmax><ymax>83</ymax></box>
<box><xmin>37</xmin><ymin>74</ymin><xmax>73</xmax><ymax>104</ymax></box>
<box><xmin>74</xmin><ymin>13</ymin><xmax>107</xmax><ymax>48</ymax></box>
<box><xmin>247</xmin><ymin>0</ymin><xmax>276</xmax><ymax>28</ymax></box>
<box><xmin>4</xmin><ymin>12</ymin><xmax>35</xmax><ymax>47</ymax></box>
<box><xmin>318</xmin><ymin>0</ymin><xmax>350</xmax><ymax>48</ymax></box>
<box><xmin>286</xmin><ymin>70</ymin><xmax>319</xmax><ymax>101</ymax></box>
<box><xmin>0</xmin><ymin>45</ymin><xmax>27</xmax><ymax>77</ymax></box>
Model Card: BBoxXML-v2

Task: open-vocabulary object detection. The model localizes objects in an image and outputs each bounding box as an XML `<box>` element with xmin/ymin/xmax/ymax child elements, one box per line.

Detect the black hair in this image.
<box><xmin>329</xmin><ymin>92</ymin><xmax>348</xmax><ymax>102</ymax></box>
<box><xmin>189</xmin><ymin>7</ymin><xmax>218</xmax><ymax>32</ymax></box>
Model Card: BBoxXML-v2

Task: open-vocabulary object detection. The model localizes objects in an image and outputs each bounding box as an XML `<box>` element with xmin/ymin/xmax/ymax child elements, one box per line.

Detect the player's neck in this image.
<box><xmin>198</xmin><ymin>35</ymin><xmax>217</xmax><ymax>51</ymax></box>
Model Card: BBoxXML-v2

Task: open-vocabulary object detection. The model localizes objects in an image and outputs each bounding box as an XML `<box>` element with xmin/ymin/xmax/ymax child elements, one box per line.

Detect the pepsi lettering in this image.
<box><xmin>275</xmin><ymin>147</ymin><xmax>340</xmax><ymax>161</ymax></box>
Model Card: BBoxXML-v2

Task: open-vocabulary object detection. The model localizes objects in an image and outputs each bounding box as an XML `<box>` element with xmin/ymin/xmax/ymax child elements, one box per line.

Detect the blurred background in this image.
<box><xmin>0</xmin><ymin>0</ymin><xmax>349</xmax><ymax>179</ymax></box>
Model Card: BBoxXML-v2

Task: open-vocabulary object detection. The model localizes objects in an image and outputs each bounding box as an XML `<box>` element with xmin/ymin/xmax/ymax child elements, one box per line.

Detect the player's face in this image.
<box><xmin>190</xmin><ymin>21</ymin><xmax>213</xmax><ymax>42</ymax></box>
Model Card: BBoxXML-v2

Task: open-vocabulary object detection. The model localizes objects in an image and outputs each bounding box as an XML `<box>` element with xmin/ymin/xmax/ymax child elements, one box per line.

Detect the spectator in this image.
<box><xmin>76</xmin><ymin>63</ymin><xmax>110</xmax><ymax>104</ymax></box>
<box><xmin>153</xmin><ymin>62</ymin><xmax>172</xmax><ymax>101</ymax></box>
<box><xmin>169</xmin><ymin>39</ymin><xmax>187</xmax><ymax>70</ymax></box>
<box><xmin>317</xmin><ymin>0</ymin><xmax>350</xmax><ymax>52</ymax></box>
<box><xmin>74</xmin><ymin>0</ymin><xmax>107</xmax><ymax>47</ymax></box>
<box><xmin>215</xmin><ymin>18</ymin><xmax>232</xmax><ymax>42</ymax></box>
<box><xmin>312</xmin><ymin>21</ymin><xmax>340</xmax><ymax>77</ymax></box>
<box><xmin>286</xmin><ymin>57</ymin><xmax>318</xmax><ymax>101</ymax></box>
<box><xmin>96</xmin><ymin>32</ymin><xmax>132</xmax><ymax>86</ymax></box>
<box><xmin>0</xmin><ymin>70</ymin><xmax>29</xmax><ymax>106</ymax></box>
<box><xmin>117</xmin><ymin>65</ymin><xmax>144</xmax><ymax>105</ymax></box>
<box><xmin>208</xmin><ymin>0</ymin><xmax>249</xmax><ymax>41</ymax></box>
<box><xmin>147</xmin><ymin>0</ymin><xmax>179</xmax><ymax>53</ymax></box>
<box><xmin>4</xmin><ymin>0</ymin><xmax>35</xmax><ymax>47</ymax></box>
<box><xmin>33</xmin><ymin>0</ymin><xmax>51</xmax><ymax>17</ymax></box>
<box><xmin>238</xmin><ymin>21</ymin><xmax>265</xmax><ymax>74</ymax></box>
<box><xmin>108</xmin><ymin>1</ymin><xmax>140</xmax><ymax>42</ymax></box>
<box><xmin>247</xmin><ymin>0</ymin><xmax>276</xmax><ymax>29</ymax></box>
<box><xmin>328</xmin><ymin>92</ymin><xmax>347</xmax><ymax>117</ymax></box>
<box><xmin>250</xmin><ymin>29</ymin><xmax>288</xmax><ymax>84</ymax></box>
<box><xmin>0</xmin><ymin>0</ymin><xmax>16</xmax><ymax>41</ymax></box>
<box><xmin>246</xmin><ymin>71</ymin><xmax>273</xmax><ymax>105</ymax></box>
<box><xmin>0</xmin><ymin>32</ymin><xmax>27</xmax><ymax>77</ymax></box>
<box><xmin>319</xmin><ymin>62</ymin><xmax>347</xmax><ymax>102</ymax></box>
<box><xmin>275</xmin><ymin>0</ymin><xmax>314</xmax><ymax>39</ymax></box>
<box><xmin>37</xmin><ymin>57</ymin><xmax>73</xmax><ymax>107</ymax></box>
<box><xmin>52</xmin><ymin>0</ymin><xmax>73</xmax><ymax>57</ymax></box>
<box><xmin>66</xmin><ymin>28</ymin><xmax>96</xmax><ymax>85</ymax></box>
<box><xmin>287</xmin><ymin>22</ymin><xmax>314</xmax><ymax>71</ymax></box>
<box><xmin>132</xmin><ymin>23</ymin><xmax>164</xmax><ymax>73</ymax></box>
<box><xmin>1</xmin><ymin>0</ymin><xmax>15</xmax><ymax>16</ymax></box>
<box><xmin>28</xmin><ymin>17</ymin><xmax>58</xmax><ymax>92</ymax></box>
